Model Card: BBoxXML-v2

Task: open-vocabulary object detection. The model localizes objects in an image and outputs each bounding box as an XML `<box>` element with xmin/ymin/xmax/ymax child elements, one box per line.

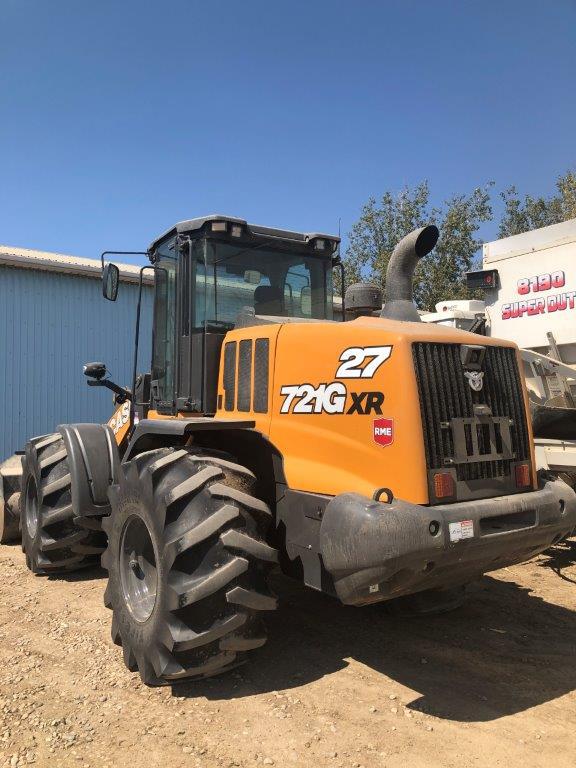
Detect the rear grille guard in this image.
<box><xmin>450</xmin><ymin>415</ymin><xmax>514</xmax><ymax>465</ymax></box>
<box><xmin>412</xmin><ymin>343</ymin><xmax>530</xmax><ymax>499</ymax></box>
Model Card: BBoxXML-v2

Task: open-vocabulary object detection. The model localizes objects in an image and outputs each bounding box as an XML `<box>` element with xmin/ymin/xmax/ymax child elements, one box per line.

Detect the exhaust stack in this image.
<box><xmin>380</xmin><ymin>225</ymin><xmax>439</xmax><ymax>322</ymax></box>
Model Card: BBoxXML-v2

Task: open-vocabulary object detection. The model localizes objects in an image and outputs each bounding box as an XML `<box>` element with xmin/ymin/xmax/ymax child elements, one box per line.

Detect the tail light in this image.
<box><xmin>433</xmin><ymin>472</ymin><xmax>455</xmax><ymax>499</ymax></box>
<box><xmin>515</xmin><ymin>463</ymin><xmax>531</xmax><ymax>488</ymax></box>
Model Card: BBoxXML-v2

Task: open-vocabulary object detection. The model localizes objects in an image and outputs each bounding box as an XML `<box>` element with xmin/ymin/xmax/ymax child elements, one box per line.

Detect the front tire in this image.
<box><xmin>21</xmin><ymin>434</ymin><xmax>107</xmax><ymax>573</ymax></box>
<box><xmin>102</xmin><ymin>447</ymin><xmax>278</xmax><ymax>686</ymax></box>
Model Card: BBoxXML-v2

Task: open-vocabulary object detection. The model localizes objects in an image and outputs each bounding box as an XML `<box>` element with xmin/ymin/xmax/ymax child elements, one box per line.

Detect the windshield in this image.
<box><xmin>194</xmin><ymin>239</ymin><xmax>333</xmax><ymax>328</ymax></box>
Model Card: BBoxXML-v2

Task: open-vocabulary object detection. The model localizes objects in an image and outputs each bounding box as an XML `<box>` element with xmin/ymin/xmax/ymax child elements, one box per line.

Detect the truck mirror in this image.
<box><xmin>102</xmin><ymin>263</ymin><xmax>120</xmax><ymax>301</ymax></box>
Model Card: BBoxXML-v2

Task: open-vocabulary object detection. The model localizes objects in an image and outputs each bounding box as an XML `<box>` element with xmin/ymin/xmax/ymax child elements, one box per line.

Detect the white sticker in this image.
<box><xmin>336</xmin><ymin>345</ymin><xmax>393</xmax><ymax>379</ymax></box>
<box><xmin>449</xmin><ymin>520</ymin><xmax>474</xmax><ymax>542</ymax></box>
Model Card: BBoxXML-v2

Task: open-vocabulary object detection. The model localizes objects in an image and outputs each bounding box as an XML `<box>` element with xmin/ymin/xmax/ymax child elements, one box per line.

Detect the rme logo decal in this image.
<box><xmin>279</xmin><ymin>345</ymin><xmax>392</xmax><ymax>415</ymax></box>
<box><xmin>373</xmin><ymin>418</ymin><xmax>394</xmax><ymax>447</ymax></box>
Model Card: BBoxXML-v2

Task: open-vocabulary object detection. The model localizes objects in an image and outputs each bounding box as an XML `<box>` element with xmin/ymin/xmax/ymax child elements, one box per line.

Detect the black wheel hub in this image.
<box><xmin>120</xmin><ymin>515</ymin><xmax>158</xmax><ymax>623</ymax></box>
<box><xmin>24</xmin><ymin>477</ymin><xmax>40</xmax><ymax>539</ymax></box>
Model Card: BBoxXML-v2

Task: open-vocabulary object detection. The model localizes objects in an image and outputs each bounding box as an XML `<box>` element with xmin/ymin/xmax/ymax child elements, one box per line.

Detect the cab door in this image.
<box><xmin>150</xmin><ymin>237</ymin><xmax>178</xmax><ymax>413</ymax></box>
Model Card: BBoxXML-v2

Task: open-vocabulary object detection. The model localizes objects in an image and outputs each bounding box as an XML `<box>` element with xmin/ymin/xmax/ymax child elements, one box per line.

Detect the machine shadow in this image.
<box><xmin>175</xmin><ymin>564</ymin><xmax>576</xmax><ymax>722</ymax></box>
<box><xmin>538</xmin><ymin>536</ymin><xmax>576</xmax><ymax>582</ymax></box>
<box><xmin>46</xmin><ymin>564</ymin><xmax>108</xmax><ymax>583</ymax></box>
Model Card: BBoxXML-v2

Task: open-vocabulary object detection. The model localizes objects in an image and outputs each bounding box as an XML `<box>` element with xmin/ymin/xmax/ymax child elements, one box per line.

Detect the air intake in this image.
<box><xmin>380</xmin><ymin>225</ymin><xmax>439</xmax><ymax>322</ymax></box>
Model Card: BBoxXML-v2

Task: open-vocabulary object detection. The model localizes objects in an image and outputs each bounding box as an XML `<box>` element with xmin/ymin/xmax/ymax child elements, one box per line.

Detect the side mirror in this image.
<box><xmin>83</xmin><ymin>362</ymin><xmax>107</xmax><ymax>380</ymax></box>
<box><xmin>102</xmin><ymin>263</ymin><xmax>120</xmax><ymax>301</ymax></box>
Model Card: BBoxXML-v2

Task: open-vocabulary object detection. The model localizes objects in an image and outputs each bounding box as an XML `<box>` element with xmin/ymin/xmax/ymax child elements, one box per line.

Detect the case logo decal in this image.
<box><xmin>373</xmin><ymin>417</ymin><xmax>394</xmax><ymax>447</ymax></box>
<box><xmin>108</xmin><ymin>401</ymin><xmax>130</xmax><ymax>436</ymax></box>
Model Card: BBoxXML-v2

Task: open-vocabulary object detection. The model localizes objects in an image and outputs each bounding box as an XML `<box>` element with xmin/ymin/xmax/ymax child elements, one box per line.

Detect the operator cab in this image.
<box><xmin>102</xmin><ymin>215</ymin><xmax>340</xmax><ymax>418</ymax></box>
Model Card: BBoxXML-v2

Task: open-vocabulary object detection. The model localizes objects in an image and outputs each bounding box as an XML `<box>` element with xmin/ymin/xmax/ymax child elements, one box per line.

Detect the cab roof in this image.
<box><xmin>148</xmin><ymin>214</ymin><xmax>340</xmax><ymax>254</ymax></box>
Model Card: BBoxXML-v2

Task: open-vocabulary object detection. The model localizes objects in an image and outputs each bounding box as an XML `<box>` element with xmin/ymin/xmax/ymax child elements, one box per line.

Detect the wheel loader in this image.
<box><xmin>8</xmin><ymin>215</ymin><xmax>576</xmax><ymax>686</ymax></box>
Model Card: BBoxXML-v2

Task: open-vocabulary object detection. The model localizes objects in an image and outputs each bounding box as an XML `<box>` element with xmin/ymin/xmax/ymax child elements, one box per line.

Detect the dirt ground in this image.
<box><xmin>0</xmin><ymin>539</ymin><xmax>575</xmax><ymax>768</ymax></box>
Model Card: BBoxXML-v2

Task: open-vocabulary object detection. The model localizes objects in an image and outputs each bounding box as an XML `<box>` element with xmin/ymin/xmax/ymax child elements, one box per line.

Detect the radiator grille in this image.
<box><xmin>412</xmin><ymin>343</ymin><xmax>530</xmax><ymax>482</ymax></box>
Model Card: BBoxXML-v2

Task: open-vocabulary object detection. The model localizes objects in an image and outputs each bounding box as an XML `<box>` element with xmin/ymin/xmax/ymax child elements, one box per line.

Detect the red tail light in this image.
<box><xmin>433</xmin><ymin>472</ymin><xmax>455</xmax><ymax>498</ymax></box>
<box><xmin>515</xmin><ymin>463</ymin><xmax>531</xmax><ymax>488</ymax></box>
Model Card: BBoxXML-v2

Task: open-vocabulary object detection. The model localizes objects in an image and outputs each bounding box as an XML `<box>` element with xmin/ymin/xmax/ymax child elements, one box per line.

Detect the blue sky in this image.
<box><xmin>1</xmin><ymin>0</ymin><xmax>575</xmax><ymax>264</ymax></box>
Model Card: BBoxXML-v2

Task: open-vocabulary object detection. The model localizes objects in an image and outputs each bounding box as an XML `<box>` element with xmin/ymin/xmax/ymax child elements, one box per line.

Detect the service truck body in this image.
<box><xmin>483</xmin><ymin>218</ymin><xmax>576</xmax><ymax>363</ymax></box>
<box><xmin>423</xmin><ymin>218</ymin><xmax>576</xmax><ymax>481</ymax></box>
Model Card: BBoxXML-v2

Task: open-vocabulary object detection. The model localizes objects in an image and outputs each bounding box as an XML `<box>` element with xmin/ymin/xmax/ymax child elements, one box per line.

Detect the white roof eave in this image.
<box><xmin>0</xmin><ymin>246</ymin><xmax>153</xmax><ymax>285</ymax></box>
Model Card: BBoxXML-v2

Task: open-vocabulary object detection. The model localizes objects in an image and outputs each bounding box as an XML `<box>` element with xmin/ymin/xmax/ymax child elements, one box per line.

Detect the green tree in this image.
<box><xmin>498</xmin><ymin>170</ymin><xmax>576</xmax><ymax>238</ymax></box>
<box><xmin>343</xmin><ymin>182</ymin><xmax>492</xmax><ymax>312</ymax></box>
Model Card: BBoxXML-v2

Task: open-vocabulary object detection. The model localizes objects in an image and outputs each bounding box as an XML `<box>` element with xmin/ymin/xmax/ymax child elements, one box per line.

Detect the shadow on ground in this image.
<box><xmin>538</xmin><ymin>536</ymin><xmax>576</xmax><ymax>584</ymax></box>
<box><xmin>47</xmin><ymin>565</ymin><xmax>108</xmax><ymax>583</ymax></box>
<box><xmin>173</xmin><ymin>547</ymin><xmax>576</xmax><ymax>723</ymax></box>
<box><xmin>25</xmin><ymin>533</ymin><xmax>576</xmax><ymax>724</ymax></box>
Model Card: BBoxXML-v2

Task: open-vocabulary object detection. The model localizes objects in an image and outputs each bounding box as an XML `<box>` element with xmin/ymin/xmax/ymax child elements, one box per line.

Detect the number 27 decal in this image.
<box><xmin>336</xmin><ymin>345</ymin><xmax>392</xmax><ymax>379</ymax></box>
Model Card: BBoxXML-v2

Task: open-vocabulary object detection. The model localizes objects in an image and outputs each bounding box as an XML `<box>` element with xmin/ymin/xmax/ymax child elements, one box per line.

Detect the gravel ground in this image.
<box><xmin>0</xmin><ymin>538</ymin><xmax>575</xmax><ymax>768</ymax></box>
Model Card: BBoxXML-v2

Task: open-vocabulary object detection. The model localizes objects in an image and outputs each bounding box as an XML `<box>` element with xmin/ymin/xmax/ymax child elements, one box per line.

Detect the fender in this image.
<box><xmin>123</xmin><ymin>417</ymin><xmax>256</xmax><ymax>462</ymax></box>
<box><xmin>58</xmin><ymin>424</ymin><xmax>121</xmax><ymax>522</ymax></box>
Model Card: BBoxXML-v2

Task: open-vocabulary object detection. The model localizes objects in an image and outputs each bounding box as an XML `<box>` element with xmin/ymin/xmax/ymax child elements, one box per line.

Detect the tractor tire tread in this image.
<box><xmin>103</xmin><ymin>446</ymin><xmax>277</xmax><ymax>685</ymax></box>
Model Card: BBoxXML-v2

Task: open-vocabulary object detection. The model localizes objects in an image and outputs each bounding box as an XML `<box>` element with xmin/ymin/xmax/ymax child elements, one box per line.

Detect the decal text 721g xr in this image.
<box><xmin>280</xmin><ymin>383</ymin><xmax>384</xmax><ymax>415</ymax></box>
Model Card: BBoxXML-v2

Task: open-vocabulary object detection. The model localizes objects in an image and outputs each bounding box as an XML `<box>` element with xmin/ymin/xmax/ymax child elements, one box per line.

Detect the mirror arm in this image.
<box><xmin>87</xmin><ymin>379</ymin><xmax>132</xmax><ymax>402</ymax></box>
<box><xmin>100</xmin><ymin>250</ymin><xmax>148</xmax><ymax>272</ymax></box>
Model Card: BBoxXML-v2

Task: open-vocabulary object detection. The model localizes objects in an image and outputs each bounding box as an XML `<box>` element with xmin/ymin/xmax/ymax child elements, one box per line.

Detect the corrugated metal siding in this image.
<box><xmin>0</xmin><ymin>265</ymin><xmax>153</xmax><ymax>459</ymax></box>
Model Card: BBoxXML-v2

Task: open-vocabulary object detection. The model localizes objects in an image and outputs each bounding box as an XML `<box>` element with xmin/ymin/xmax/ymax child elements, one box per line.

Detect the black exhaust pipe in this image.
<box><xmin>380</xmin><ymin>225</ymin><xmax>439</xmax><ymax>322</ymax></box>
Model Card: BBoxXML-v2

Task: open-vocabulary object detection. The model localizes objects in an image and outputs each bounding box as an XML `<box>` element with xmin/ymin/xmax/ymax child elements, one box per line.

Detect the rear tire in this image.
<box><xmin>102</xmin><ymin>447</ymin><xmax>278</xmax><ymax>686</ymax></box>
<box><xmin>21</xmin><ymin>434</ymin><xmax>107</xmax><ymax>574</ymax></box>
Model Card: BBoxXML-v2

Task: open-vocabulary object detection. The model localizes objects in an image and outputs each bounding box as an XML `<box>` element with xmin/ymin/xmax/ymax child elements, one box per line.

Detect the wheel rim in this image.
<box><xmin>119</xmin><ymin>515</ymin><xmax>158</xmax><ymax>623</ymax></box>
<box><xmin>24</xmin><ymin>477</ymin><xmax>40</xmax><ymax>539</ymax></box>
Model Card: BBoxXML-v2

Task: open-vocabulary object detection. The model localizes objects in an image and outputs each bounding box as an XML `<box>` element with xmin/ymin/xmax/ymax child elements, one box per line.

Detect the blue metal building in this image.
<box><xmin>0</xmin><ymin>246</ymin><xmax>153</xmax><ymax>459</ymax></box>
